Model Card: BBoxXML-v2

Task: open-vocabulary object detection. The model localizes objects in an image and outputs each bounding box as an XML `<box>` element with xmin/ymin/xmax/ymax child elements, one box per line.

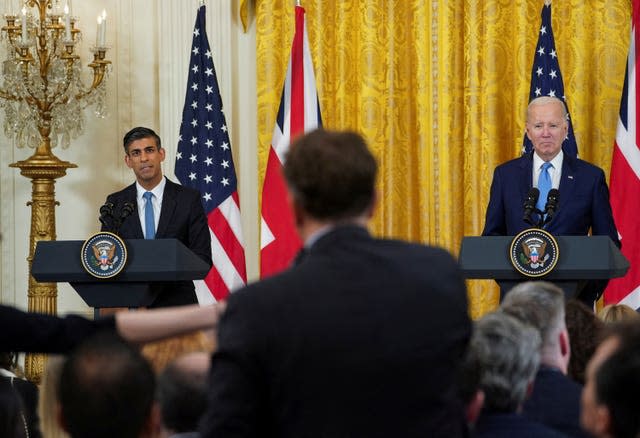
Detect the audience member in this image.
<box><xmin>471</xmin><ymin>311</ymin><xmax>564</xmax><ymax>438</ymax></box>
<box><xmin>0</xmin><ymin>379</ymin><xmax>27</xmax><ymax>438</ymax></box>
<box><xmin>457</xmin><ymin>342</ymin><xmax>485</xmax><ymax>429</ymax></box>
<box><xmin>565</xmin><ymin>299</ymin><xmax>603</xmax><ymax>384</ymax></box>
<box><xmin>501</xmin><ymin>281</ymin><xmax>589</xmax><ymax>437</ymax></box>
<box><xmin>0</xmin><ymin>352</ymin><xmax>41</xmax><ymax>438</ymax></box>
<box><xmin>597</xmin><ymin>304</ymin><xmax>640</xmax><ymax>324</ymax></box>
<box><xmin>200</xmin><ymin>129</ymin><xmax>472</xmax><ymax>437</ymax></box>
<box><xmin>157</xmin><ymin>352</ymin><xmax>210</xmax><ymax>438</ymax></box>
<box><xmin>581</xmin><ymin>321</ymin><xmax>640</xmax><ymax>438</ymax></box>
<box><xmin>142</xmin><ymin>331</ymin><xmax>214</xmax><ymax>375</ymax></box>
<box><xmin>57</xmin><ymin>331</ymin><xmax>159</xmax><ymax>438</ymax></box>
<box><xmin>38</xmin><ymin>356</ymin><xmax>69</xmax><ymax>438</ymax></box>
<box><xmin>0</xmin><ymin>302</ymin><xmax>222</xmax><ymax>353</ymax></box>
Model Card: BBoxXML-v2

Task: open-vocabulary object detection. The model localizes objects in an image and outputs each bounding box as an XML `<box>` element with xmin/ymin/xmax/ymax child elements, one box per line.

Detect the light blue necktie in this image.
<box><xmin>143</xmin><ymin>191</ymin><xmax>155</xmax><ymax>239</ymax></box>
<box><xmin>536</xmin><ymin>162</ymin><xmax>553</xmax><ymax>213</ymax></box>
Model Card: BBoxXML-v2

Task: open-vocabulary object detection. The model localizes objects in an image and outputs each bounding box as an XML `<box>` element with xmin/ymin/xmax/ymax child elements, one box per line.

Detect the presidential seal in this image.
<box><xmin>509</xmin><ymin>228</ymin><xmax>559</xmax><ymax>278</ymax></box>
<box><xmin>81</xmin><ymin>232</ymin><xmax>128</xmax><ymax>278</ymax></box>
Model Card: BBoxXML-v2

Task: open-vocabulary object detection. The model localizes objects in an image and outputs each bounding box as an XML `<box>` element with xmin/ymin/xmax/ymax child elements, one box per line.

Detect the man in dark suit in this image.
<box><xmin>502</xmin><ymin>281</ymin><xmax>590</xmax><ymax>437</ymax></box>
<box><xmin>199</xmin><ymin>129</ymin><xmax>472</xmax><ymax>437</ymax></box>
<box><xmin>471</xmin><ymin>311</ymin><xmax>565</xmax><ymax>438</ymax></box>
<box><xmin>482</xmin><ymin>96</ymin><xmax>619</xmax><ymax>303</ymax></box>
<box><xmin>102</xmin><ymin>127</ymin><xmax>212</xmax><ymax>307</ymax></box>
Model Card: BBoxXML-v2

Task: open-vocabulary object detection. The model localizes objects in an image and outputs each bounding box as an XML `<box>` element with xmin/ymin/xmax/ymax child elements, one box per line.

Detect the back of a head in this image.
<box><xmin>58</xmin><ymin>332</ymin><xmax>155</xmax><ymax>438</ymax></box>
<box><xmin>501</xmin><ymin>281</ymin><xmax>565</xmax><ymax>348</ymax></box>
<box><xmin>598</xmin><ymin>304</ymin><xmax>640</xmax><ymax>325</ymax></box>
<box><xmin>471</xmin><ymin>311</ymin><xmax>541</xmax><ymax>413</ymax></box>
<box><xmin>595</xmin><ymin>346</ymin><xmax>640</xmax><ymax>438</ymax></box>
<box><xmin>283</xmin><ymin>129</ymin><xmax>377</xmax><ymax>221</ymax></box>
<box><xmin>157</xmin><ymin>352</ymin><xmax>210</xmax><ymax>434</ymax></box>
<box><xmin>565</xmin><ymin>299</ymin><xmax>603</xmax><ymax>384</ymax></box>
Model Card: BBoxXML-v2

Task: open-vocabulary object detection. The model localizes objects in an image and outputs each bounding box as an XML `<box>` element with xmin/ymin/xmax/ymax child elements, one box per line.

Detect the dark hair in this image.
<box><xmin>123</xmin><ymin>126</ymin><xmax>162</xmax><ymax>153</ymax></box>
<box><xmin>565</xmin><ymin>299</ymin><xmax>603</xmax><ymax>384</ymax></box>
<box><xmin>58</xmin><ymin>332</ymin><xmax>156</xmax><ymax>438</ymax></box>
<box><xmin>595</xmin><ymin>347</ymin><xmax>640</xmax><ymax>438</ymax></box>
<box><xmin>283</xmin><ymin>129</ymin><xmax>377</xmax><ymax>221</ymax></box>
<box><xmin>156</xmin><ymin>356</ymin><xmax>209</xmax><ymax>433</ymax></box>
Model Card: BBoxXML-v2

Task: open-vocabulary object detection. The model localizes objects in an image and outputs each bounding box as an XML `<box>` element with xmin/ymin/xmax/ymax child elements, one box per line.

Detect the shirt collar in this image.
<box><xmin>135</xmin><ymin>177</ymin><xmax>166</xmax><ymax>203</ymax></box>
<box><xmin>533</xmin><ymin>149</ymin><xmax>564</xmax><ymax>171</ymax></box>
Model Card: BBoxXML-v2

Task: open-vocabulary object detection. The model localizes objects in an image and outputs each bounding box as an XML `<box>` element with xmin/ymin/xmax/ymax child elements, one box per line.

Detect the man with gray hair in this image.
<box><xmin>482</xmin><ymin>96</ymin><xmax>619</xmax><ymax>304</ymax></box>
<box><xmin>501</xmin><ymin>281</ymin><xmax>589</xmax><ymax>437</ymax></box>
<box><xmin>471</xmin><ymin>311</ymin><xmax>564</xmax><ymax>437</ymax></box>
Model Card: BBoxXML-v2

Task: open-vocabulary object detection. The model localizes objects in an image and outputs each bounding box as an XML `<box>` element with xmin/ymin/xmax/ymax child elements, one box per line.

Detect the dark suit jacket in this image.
<box><xmin>482</xmin><ymin>153</ymin><xmax>619</xmax><ymax>246</ymax></box>
<box><xmin>0</xmin><ymin>375</ymin><xmax>41</xmax><ymax>438</ymax></box>
<box><xmin>523</xmin><ymin>367</ymin><xmax>590</xmax><ymax>438</ymax></box>
<box><xmin>103</xmin><ymin>178</ymin><xmax>212</xmax><ymax>307</ymax></box>
<box><xmin>474</xmin><ymin>412</ymin><xmax>567</xmax><ymax>438</ymax></box>
<box><xmin>199</xmin><ymin>225</ymin><xmax>471</xmax><ymax>438</ymax></box>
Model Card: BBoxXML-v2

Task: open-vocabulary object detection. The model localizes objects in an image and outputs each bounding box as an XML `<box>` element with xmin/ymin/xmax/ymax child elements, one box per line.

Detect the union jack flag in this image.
<box><xmin>260</xmin><ymin>5</ymin><xmax>322</xmax><ymax>278</ymax></box>
<box><xmin>175</xmin><ymin>5</ymin><xmax>246</xmax><ymax>303</ymax></box>
<box><xmin>604</xmin><ymin>0</ymin><xmax>640</xmax><ymax>308</ymax></box>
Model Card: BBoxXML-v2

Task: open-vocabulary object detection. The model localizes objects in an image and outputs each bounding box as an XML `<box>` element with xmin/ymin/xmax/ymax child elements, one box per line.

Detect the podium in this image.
<box><xmin>459</xmin><ymin>235</ymin><xmax>629</xmax><ymax>299</ymax></box>
<box><xmin>31</xmin><ymin>239</ymin><xmax>210</xmax><ymax>309</ymax></box>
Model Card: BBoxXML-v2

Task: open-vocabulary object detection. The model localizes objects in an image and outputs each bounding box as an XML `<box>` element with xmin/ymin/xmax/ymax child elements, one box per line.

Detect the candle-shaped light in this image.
<box><xmin>99</xmin><ymin>9</ymin><xmax>106</xmax><ymax>46</ymax></box>
<box><xmin>21</xmin><ymin>7</ymin><xmax>26</xmax><ymax>42</ymax></box>
<box><xmin>64</xmin><ymin>4</ymin><xmax>71</xmax><ymax>41</ymax></box>
<box><xmin>95</xmin><ymin>15</ymin><xmax>102</xmax><ymax>46</ymax></box>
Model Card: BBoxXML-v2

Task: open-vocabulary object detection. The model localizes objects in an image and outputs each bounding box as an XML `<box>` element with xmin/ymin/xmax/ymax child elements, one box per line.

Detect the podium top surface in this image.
<box><xmin>459</xmin><ymin>235</ymin><xmax>629</xmax><ymax>280</ymax></box>
<box><xmin>32</xmin><ymin>238</ymin><xmax>210</xmax><ymax>283</ymax></box>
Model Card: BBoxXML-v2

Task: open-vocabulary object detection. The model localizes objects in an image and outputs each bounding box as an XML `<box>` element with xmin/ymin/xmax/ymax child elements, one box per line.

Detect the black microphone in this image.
<box><xmin>120</xmin><ymin>202</ymin><xmax>135</xmax><ymax>220</ymax></box>
<box><xmin>523</xmin><ymin>188</ymin><xmax>540</xmax><ymax>226</ymax></box>
<box><xmin>543</xmin><ymin>189</ymin><xmax>560</xmax><ymax>225</ymax></box>
<box><xmin>98</xmin><ymin>202</ymin><xmax>114</xmax><ymax>229</ymax></box>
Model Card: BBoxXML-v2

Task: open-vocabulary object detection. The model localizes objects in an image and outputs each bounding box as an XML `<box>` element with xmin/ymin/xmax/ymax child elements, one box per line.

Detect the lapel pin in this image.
<box><xmin>568</xmin><ymin>175</ymin><xmax>574</xmax><ymax>180</ymax></box>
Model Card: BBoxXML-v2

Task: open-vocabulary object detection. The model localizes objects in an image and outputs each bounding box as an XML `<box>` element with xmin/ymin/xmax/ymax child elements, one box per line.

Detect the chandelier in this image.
<box><xmin>0</xmin><ymin>0</ymin><xmax>110</xmax><ymax>151</ymax></box>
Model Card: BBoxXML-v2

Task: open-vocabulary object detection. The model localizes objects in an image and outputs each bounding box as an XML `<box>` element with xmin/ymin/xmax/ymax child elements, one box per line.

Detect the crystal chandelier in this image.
<box><xmin>0</xmin><ymin>0</ymin><xmax>110</xmax><ymax>151</ymax></box>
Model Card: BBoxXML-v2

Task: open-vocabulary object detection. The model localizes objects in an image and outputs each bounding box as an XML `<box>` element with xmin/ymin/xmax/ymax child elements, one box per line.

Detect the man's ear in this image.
<box><xmin>124</xmin><ymin>154</ymin><xmax>133</xmax><ymax>169</ymax></box>
<box><xmin>593</xmin><ymin>405</ymin><xmax>613</xmax><ymax>438</ymax></box>
<box><xmin>366</xmin><ymin>190</ymin><xmax>379</xmax><ymax>219</ymax></box>
<box><xmin>465</xmin><ymin>390</ymin><xmax>485</xmax><ymax>425</ymax></box>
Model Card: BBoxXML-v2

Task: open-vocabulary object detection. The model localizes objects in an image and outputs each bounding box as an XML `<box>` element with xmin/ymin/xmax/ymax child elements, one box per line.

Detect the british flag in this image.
<box><xmin>260</xmin><ymin>5</ymin><xmax>322</xmax><ymax>278</ymax></box>
<box><xmin>604</xmin><ymin>0</ymin><xmax>640</xmax><ymax>308</ymax></box>
<box><xmin>175</xmin><ymin>5</ymin><xmax>246</xmax><ymax>303</ymax></box>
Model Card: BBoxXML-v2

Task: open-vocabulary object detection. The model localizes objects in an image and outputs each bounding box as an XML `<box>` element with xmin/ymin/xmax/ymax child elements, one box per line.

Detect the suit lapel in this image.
<box><xmin>557</xmin><ymin>154</ymin><xmax>577</xmax><ymax>213</ymax></box>
<box><xmin>517</xmin><ymin>153</ymin><xmax>534</xmax><ymax>201</ymax></box>
<box><xmin>156</xmin><ymin>178</ymin><xmax>177</xmax><ymax>238</ymax></box>
<box><xmin>124</xmin><ymin>184</ymin><xmax>144</xmax><ymax>238</ymax></box>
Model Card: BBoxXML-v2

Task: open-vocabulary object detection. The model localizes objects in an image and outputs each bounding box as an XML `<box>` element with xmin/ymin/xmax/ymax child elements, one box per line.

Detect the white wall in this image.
<box><xmin>0</xmin><ymin>0</ymin><xmax>258</xmax><ymax>315</ymax></box>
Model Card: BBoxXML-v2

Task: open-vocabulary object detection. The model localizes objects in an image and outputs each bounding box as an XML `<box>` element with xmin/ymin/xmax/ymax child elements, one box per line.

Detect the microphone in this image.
<box><xmin>543</xmin><ymin>189</ymin><xmax>560</xmax><ymax>226</ymax></box>
<box><xmin>98</xmin><ymin>202</ymin><xmax>114</xmax><ymax>229</ymax></box>
<box><xmin>120</xmin><ymin>202</ymin><xmax>135</xmax><ymax>220</ymax></box>
<box><xmin>523</xmin><ymin>188</ymin><xmax>540</xmax><ymax>226</ymax></box>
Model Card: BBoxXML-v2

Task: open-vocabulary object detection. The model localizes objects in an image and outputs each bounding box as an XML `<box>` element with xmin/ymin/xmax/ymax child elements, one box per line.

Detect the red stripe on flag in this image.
<box><xmin>204</xmin><ymin>265</ymin><xmax>230</xmax><ymax>302</ymax></box>
<box><xmin>260</xmin><ymin>147</ymin><xmax>302</xmax><ymax>277</ymax></box>
<box><xmin>604</xmin><ymin>145</ymin><xmax>640</xmax><ymax>304</ymax></box>
<box><xmin>208</xmin><ymin>203</ymin><xmax>247</xmax><ymax>282</ymax></box>
<box><xmin>290</xmin><ymin>6</ymin><xmax>306</xmax><ymax>137</ymax></box>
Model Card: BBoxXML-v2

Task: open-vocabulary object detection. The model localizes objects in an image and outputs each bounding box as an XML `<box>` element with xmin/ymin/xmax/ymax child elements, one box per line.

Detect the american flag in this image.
<box><xmin>175</xmin><ymin>5</ymin><xmax>246</xmax><ymax>303</ymax></box>
<box><xmin>604</xmin><ymin>1</ymin><xmax>640</xmax><ymax>308</ymax></box>
<box><xmin>523</xmin><ymin>1</ymin><xmax>578</xmax><ymax>158</ymax></box>
<box><xmin>260</xmin><ymin>5</ymin><xmax>322</xmax><ymax>278</ymax></box>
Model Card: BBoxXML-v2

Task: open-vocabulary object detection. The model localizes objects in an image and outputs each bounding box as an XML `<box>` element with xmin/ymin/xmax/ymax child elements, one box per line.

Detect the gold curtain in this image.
<box><xmin>252</xmin><ymin>0</ymin><xmax>630</xmax><ymax>318</ymax></box>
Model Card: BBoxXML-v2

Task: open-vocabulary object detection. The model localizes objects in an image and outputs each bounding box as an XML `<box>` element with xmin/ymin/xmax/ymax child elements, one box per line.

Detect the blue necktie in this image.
<box><xmin>536</xmin><ymin>162</ymin><xmax>553</xmax><ymax>213</ymax></box>
<box><xmin>143</xmin><ymin>191</ymin><xmax>155</xmax><ymax>239</ymax></box>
